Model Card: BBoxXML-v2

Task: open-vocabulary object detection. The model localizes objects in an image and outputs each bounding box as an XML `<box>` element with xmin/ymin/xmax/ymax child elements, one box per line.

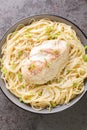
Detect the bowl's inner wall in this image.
<box><xmin>0</xmin><ymin>15</ymin><xmax>87</xmax><ymax>114</ymax></box>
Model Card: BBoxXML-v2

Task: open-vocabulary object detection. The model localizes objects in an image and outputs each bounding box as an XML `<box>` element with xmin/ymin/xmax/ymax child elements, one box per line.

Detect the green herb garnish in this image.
<box><xmin>12</xmin><ymin>31</ymin><xmax>17</xmax><ymax>37</ymax></box>
<box><xmin>66</xmin><ymin>43</ymin><xmax>69</xmax><ymax>46</ymax></box>
<box><xmin>53</xmin><ymin>32</ymin><xmax>60</xmax><ymax>38</ymax></box>
<box><xmin>49</xmin><ymin>32</ymin><xmax>60</xmax><ymax>40</ymax></box>
<box><xmin>26</xmin><ymin>33</ymin><xmax>31</xmax><ymax>38</ymax></box>
<box><xmin>46</xmin><ymin>26</ymin><xmax>54</xmax><ymax>33</ymax></box>
<box><xmin>50</xmin><ymin>101</ymin><xmax>56</xmax><ymax>108</ymax></box>
<box><xmin>48</xmin><ymin>80</ymin><xmax>51</xmax><ymax>84</ymax></box>
<box><xmin>11</xmin><ymin>62</ymin><xmax>16</xmax><ymax>69</ymax></box>
<box><xmin>85</xmin><ymin>45</ymin><xmax>87</xmax><ymax>50</ymax></box>
<box><xmin>1</xmin><ymin>68</ymin><xmax>7</xmax><ymax>75</ymax></box>
<box><xmin>17</xmin><ymin>73</ymin><xmax>22</xmax><ymax>80</ymax></box>
<box><xmin>67</xmin><ymin>69</ymin><xmax>71</xmax><ymax>74</ymax></box>
<box><xmin>28</xmin><ymin>64</ymin><xmax>36</xmax><ymax>70</ymax></box>
<box><xmin>35</xmin><ymin>84</ymin><xmax>39</xmax><ymax>87</ymax></box>
<box><xmin>38</xmin><ymin>91</ymin><xmax>42</xmax><ymax>96</ymax></box>
<box><xmin>46</xmin><ymin>63</ymin><xmax>50</xmax><ymax>68</ymax></box>
<box><xmin>22</xmin><ymin>84</ymin><xmax>25</xmax><ymax>88</ymax></box>
<box><xmin>19</xmin><ymin>97</ymin><xmax>23</xmax><ymax>102</ymax></box>
<box><xmin>18</xmin><ymin>51</ymin><xmax>23</xmax><ymax>58</ymax></box>
<box><xmin>64</xmin><ymin>96</ymin><xmax>66</xmax><ymax>101</ymax></box>
<box><xmin>28</xmin><ymin>96</ymin><xmax>32</xmax><ymax>100</ymax></box>
<box><xmin>58</xmin><ymin>78</ymin><xmax>62</xmax><ymax>83</ymax></box>
<box><xmin>48</xmin><ymin>34</ymin><xmax>55</xmax><ymax>40</ymax></box>
<box><xmin>48</xmin><ymin>101</ymin><xmax>56</xmax><ymax>111</ymax></box>
<box><xmin>70</xmin><ymin>34</ymin><xmax>74</xmax><ymax>38</ymax></box>
<box><xmin>73</xmin><ymin>82</ymin><xmax>78</xmax><ymax>88</ymax></box>
<box><xmin>82</xmin><ymin>54</ymin><xmax>87</xmax><ymax>62</ymax></box>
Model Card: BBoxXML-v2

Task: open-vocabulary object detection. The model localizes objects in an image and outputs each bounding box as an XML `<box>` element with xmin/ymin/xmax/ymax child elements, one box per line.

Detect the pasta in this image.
<box><xmin>1</xmin><ymin>19</ymin><xmax>87</xmax><ymax>110</ymax></box>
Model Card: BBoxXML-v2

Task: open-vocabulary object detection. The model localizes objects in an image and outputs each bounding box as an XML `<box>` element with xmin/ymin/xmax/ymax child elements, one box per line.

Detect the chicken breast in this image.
<box><xmin>21</xmin><ymin>39</ymin><xmax>69</xmax><ymax>85</ymax></box>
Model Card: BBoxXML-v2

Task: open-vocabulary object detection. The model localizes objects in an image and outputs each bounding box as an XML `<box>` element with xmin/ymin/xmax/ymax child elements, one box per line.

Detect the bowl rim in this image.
<box><xmin>0</xmin><ymin>14</ymin><xmax>87</xmax><ymax>114</ymax></box>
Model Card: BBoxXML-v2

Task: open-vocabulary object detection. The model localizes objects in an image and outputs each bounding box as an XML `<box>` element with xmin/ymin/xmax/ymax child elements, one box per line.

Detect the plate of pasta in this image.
<box><xmin>0</xmin><ymin>14</ymin><xmax>87</xmax><ymax>114</ymax></box>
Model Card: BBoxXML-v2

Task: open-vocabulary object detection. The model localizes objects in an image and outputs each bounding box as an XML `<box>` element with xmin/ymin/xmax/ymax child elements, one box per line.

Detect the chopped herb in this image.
<box><xmin>18</xmin><ymin>51</ymin><xmax>23</xmax><ymax>58</ymax></box>
<box><xmin>46</xmin><ymin>62</ymin><xmax>50</xmax><ymax>68</ymax></box>
<box><xmin>85</xmin><ymin>45</ymin><xmax>87</xmax><ymax>50</ymax></box>
<box><xmin>73</xmin><ymin>82</ymin><xmax>78</xmax><ymax>88</ymax></box>
<box><xmin>38</xmin><ymin>91</ymin><xmax>42</xmax><ymax>96</ymax></box>
<box><xmin>79</xmin><ymin>69</ymin><xmax>84</xmax><ymax>75</ymax></box>
<box><xmin>12</xmin><ymin>31</ymin><xmax>17</xmax><ymax>37</ymax></box>
<box><xmin>53</xmin><ymin>32</ymin><xmax>60</xmax><ymax>38</ymax></box>
<box><xmin>11</xmin><ymin>62</ymin><xmax>16</xmax><ymax>69</ymax></box>
<box><xmin>46</xmin><ymin>26</ymin><xmax>54</xmax><ymax>33</ymax></box>
<box><xmin>35</xmin><ymin>84</ymin><xmax>39</xmax><ymax>87</ymax></box>
<box><xmin>66</xmin><ymin>43</ymin><xmax>69</xmax><ymax>46</ymax></box>
<box><xmin>48</xmin><ymin>34</ymin><xmax>55</xmax><ymax>40</ymax></box>
<box><xmin>31</xmin><ymin>64</ymin><xmax>35</xmax><ymax>69</ymax></box>
<box><xmin>28</xmin><ymin>96</ymin><xmax>32</xmax><ymax>100</ymax></box>
<box><xmin>70</xmin><ymin>34</ymin><xmax>74</xmax><ymax>38</ymax></box>
<box><xmin>17</xmin><ymin>73</ymin><xmax>22</xmax><ymax>80</ymax></box>
<box><xmin>55</xmin><ymin>79</ymin><xmax>58</xmax><ymax>83</ymax></box>
<box><xmin>48</xmin><ymin>80</ymin><xmax>51</xmax><ymax>84</ymax></box>
<box><xmin>19</xmin><ymin>97</ymin><xmax>23</xmax><ymax>102</ymax></box>
<box><xmin>50</xmin><ymin>101</ymin><xmax>56</xmax><ymax>108</ymax></box>
<box><xmin>1</xmin><ymin>68</ymin><xmax>7</xmax><ymax>75</ymax></box>
<box><xmin>28</xmin><ymin>64</ymin><xmax>36</xmax><ymax>70</ymax></box>
<box><xmin>58</xmin><ymin>78</ymin><xmax>62</xmax><ymax>83</ymax></box>
<box><xmin>64</xmin><ymin>97</ymin><xmax>66</xmax><ymax>101</ymax></box>
<box><xmin>29</xmin><ymin>92</ymin><xmax>33</xmax><ymax>95</ymax></box>
<box><xmin>67</xmin><ymin>69</ymin><xmax>71</xmax><ymax>74</ymax></box>
<box><xmin>82</xmin><ymin>54</ymin><xmax>87</xmax><ymax>62</ymax></box>
<box><xmin>26</xmin><ymin>33</ymin><xmax>31</xmax><ymax>38</ymax></box>
<box><xmin>49</xmin><ymin>32</ymin><xmax>60</xmax><ymax>40</ymax></box>
<box><xmin>22</xmin><ymin>84</ymin><xmax>25</xmax><ymax>88</ymax></box>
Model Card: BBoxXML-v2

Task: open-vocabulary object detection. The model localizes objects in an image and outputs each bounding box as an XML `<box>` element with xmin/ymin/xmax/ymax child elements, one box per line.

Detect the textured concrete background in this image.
<box><xmin>0</xmin><ymin>0</ymin><xmax>87</xmax><ymax>130</ymax></box>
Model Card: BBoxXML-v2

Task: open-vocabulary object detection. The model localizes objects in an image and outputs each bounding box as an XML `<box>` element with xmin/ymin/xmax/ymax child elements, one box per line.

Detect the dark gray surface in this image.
<box><xmin>0</xmin><ymin>0</ymin><xmax>87</xmax><ymax>130</ymax></box>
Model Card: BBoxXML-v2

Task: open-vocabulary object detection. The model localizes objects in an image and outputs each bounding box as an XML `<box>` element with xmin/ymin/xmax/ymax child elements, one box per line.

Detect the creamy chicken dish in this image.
<box><xmin>1</xmin><ymin>19</ymin><xmax>87</xmax><ymax>110</ymax></box>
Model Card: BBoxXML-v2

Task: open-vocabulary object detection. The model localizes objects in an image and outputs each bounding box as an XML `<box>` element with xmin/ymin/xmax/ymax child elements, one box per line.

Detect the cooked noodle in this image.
<box><xmin>1</xmin><ymin>19</ymin><xmax>87</xmax><ymax>110</ymax></box>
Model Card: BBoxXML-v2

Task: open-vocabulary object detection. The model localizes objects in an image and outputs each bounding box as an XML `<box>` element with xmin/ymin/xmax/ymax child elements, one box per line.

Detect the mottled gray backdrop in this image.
<box><xmin>0</xmin><ymin>0</ymin><xmax>87</xmax><ymax>130</ymax></box>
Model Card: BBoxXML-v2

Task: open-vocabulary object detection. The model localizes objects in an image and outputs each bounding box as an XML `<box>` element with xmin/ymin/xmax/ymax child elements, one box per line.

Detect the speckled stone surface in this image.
<box><xmin>0</xmin><ymin>0</ymin><xmax>87</xmax><ymax>130</ymax></box>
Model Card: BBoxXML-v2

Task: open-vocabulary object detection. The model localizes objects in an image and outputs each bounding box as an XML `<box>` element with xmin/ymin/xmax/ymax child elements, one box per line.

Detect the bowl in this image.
<box><xmin>0</xmin><ymin>14</ymin><xmax>87</xmax><ymax>114</ymax></box>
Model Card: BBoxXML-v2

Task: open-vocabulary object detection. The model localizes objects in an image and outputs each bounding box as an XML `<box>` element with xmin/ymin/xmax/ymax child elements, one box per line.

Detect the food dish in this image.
<box><xmin>0</xmin><ymin>15</ymin><xmax>87</xmax><ymax>114</ymax></box>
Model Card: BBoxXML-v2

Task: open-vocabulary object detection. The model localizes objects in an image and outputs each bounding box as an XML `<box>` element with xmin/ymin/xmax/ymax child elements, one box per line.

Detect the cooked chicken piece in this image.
<box><xmin>21</xmin><ymin>39</ymin><xmax>69</xmax><ymax>85</ymax></box>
